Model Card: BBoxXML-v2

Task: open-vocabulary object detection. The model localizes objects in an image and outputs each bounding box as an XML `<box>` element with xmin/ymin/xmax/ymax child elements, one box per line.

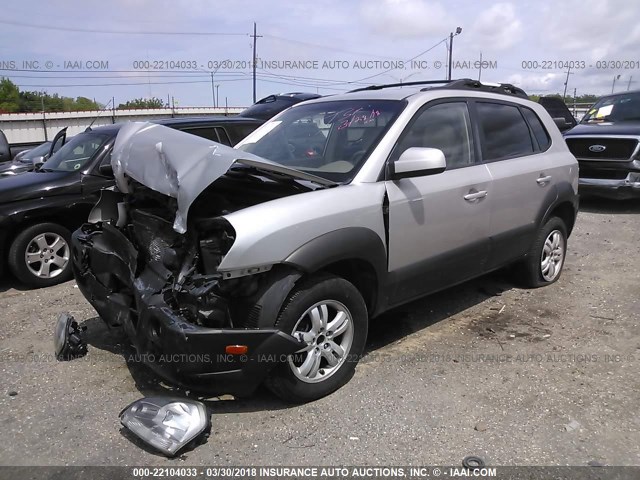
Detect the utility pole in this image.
<box><xmin>41</xmin><ymin>97</ymin><xmax>48</xmax><ymax>141</ymax></box>
<box><xmin>251</xmin><ymin>22</ymin><xmax>262</xmax><ymax>103</ymax></box>
<box><xmin>447</xmin><ymin>27</ymin><xmax>462</xmax><ymax>81</ymax></box>
<box><xmin>612</xmin><ymin>74</ymin><xmax>620</xmax><ymax>93</ymax></box>
<box><xmin>111</xmin><ymin>96</ymin><xmax>115</xmax><ymax>124</ymax></box>
<box><xmin>210</xmin><ymin>72</ymin><xmax>216</xmax><ymax>107</ymax></box>
<box><xmin>447</xmin><ymin>32</ymin><xmax>453</xmax><ymax>81</ymax></box>
<box><xmin>216</xmin><ymin>84</ymin><xmax>220</xmax><ymax>109</ymax></box>
<box><xmin>478</xmin><ymin>52</ymin><xmax>483</xmax><ymax>81</ymax></box>
<box><xmin>562</xmin><ymin>66</ymin><xmax>572</xmax><ymax>102</ymax></box>
<box><xmin>628</xmin><ymin>76</ymin><xmax>633</xmax><ymax>91</ymax></box>
<box><xmin>573</xmin><ymin>88</ymin><xmax>577</xmax><ymax>117</ymax></box>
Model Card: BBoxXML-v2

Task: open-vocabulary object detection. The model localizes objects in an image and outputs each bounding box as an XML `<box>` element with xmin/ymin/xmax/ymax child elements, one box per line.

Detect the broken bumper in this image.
<box><xmin>579</xmin><ymin>176</ymin><xmax>640</xmax><ymax>199</ymax></box>
<box><xmin>71</xmin><ymin>223</ymin><xmax>302</xmax><ymax>396</ymax></box>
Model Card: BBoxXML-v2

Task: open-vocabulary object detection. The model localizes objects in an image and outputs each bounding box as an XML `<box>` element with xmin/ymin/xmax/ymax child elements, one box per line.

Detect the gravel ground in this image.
<box><xmin>0</xmin><ymin>197</ymin><xmax>638</xmax><ymax>467</ymax></box>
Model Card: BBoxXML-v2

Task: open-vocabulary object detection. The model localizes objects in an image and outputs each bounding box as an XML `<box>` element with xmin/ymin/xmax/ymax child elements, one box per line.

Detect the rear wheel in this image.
<box><xmin>266</xmin><ymin>274</ymin><xmax>368</xmax><ymax>403</ymax></box>
<box><xmin>8</xmin><ymin>223</ymin><xmax>73</xmax><ymax>288</ymax></box>
<box><xmin>514</xmin><ymin>216</ymin><xmax>567</xmax><ymax>288</ymax></box>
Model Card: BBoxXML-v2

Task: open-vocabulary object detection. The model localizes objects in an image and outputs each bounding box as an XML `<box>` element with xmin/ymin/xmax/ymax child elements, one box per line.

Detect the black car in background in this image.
<box><xmin>563</xmin><ymin>90</ymin><xmax>640</xmax><ymax>199</ymax></box>
<box><xmin>0</xmin><ymin>116</ymin><xmax>263</xmax><ymax>287</ymax></box>
<box><xmin>0</xmin><ymin>128</ymin><xmax>68</xmax><ymax>177</ymax></box>
<box><xmin>238</xmin><ymin>92</ymin><xmax>321</xmax><ymax>120</ymax></box>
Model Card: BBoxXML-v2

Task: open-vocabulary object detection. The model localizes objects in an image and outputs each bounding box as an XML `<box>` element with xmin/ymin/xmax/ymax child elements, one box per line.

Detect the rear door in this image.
<box><xmin>0</xmin><ymin>129</ymin><xmax>11</xmax><ymax>163</ymax></box>
<box><xmin>385</xmin><ymin>100</ymin><xmax>492</xmax><ymax>305</ymax></box>
<box><xmin>474</xmin><ymin>101</ymin><xmax>555</xmax><ymax>268</ymax></box>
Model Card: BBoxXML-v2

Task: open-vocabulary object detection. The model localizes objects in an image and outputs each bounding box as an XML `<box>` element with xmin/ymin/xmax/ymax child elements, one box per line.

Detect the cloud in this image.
<box><xmin>506</xmin><ymin>73</ymin><xmax>560</xmax><ymax>93</ymax></box>
<box><xmin>360</xmin><ymin>0</ymin><xmax>451</xmax><ymax>38</ymax></box>
<box><xmin>470</xmin><ymin>3</ymin><xmax>522</xmax><ymax>50</ymax></box>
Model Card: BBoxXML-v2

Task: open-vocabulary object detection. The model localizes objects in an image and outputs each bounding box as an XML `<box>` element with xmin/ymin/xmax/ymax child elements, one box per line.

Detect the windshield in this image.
<box><xmin>43</xmin><ymin>132</ymin><xmax>111</xmax><ymax>172</ymax></box>
<box><xmin>16</xmin><ymin>141</ymin><xmax>51</xmax><ymax>163</ymax></box>
<box><xmin>581</xmin><ymin>92</ymin><xmax>640</xmax><ymax>123</ymax></box>
<box><xmin>236</xmin><ymin>99</ymin><xmax>405</xmax><ymax>182</ymax></box>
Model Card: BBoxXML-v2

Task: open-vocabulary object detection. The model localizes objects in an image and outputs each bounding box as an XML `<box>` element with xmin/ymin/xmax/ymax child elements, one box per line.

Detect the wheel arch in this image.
<box><xmin>283</xmin><ymin>227</ymin><xmax>387</xmax><ymax>316</ymax></box>
<box><xmin>538</xmin><ymin>181</ymin><xmax>579</xmax><ymax>237</ymax></box>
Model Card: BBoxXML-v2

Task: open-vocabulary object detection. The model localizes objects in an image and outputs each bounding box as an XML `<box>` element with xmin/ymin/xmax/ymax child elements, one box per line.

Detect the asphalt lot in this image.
<box><xmin>0</xmin><ymin>197</ymin><xmax>638</xmax><ymax>467</ymax></box>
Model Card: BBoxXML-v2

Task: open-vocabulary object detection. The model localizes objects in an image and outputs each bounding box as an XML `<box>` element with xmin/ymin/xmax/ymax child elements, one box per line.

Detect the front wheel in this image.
<box><xmin>266</xmin><ymin>274</ymin><xmax>368</xmax><ymax>403</ymax></box>
<box><xmin>7</xmin><ymin>223</ymin><xmax>73</xmax><ymax>288</ymax></box>
<box><xmin>514</xmin><ymin>216</ymin><xmax>567</xmax><ymax>288</ymax></box>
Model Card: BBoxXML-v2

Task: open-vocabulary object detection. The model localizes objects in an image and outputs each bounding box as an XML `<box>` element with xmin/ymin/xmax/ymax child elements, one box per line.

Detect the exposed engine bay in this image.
<box><xmin>81</xmin><ymin>173</ymin><xmax>305</xmax><ymax>331</ymax></box>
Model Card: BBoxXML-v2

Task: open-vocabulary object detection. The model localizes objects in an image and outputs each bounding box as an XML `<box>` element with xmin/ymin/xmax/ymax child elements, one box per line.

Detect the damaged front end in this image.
<box><xmin>71</xmin><ymin>123</ymin><xmax>306</xmax><ymax>396</ymax></box>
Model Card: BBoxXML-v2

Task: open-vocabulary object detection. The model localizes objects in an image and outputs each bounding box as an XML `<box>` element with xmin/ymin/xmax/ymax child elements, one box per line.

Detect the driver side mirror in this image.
<box><xmin>32</xmin><ymin>156</ymin><xmax>45</xmax><ymax>170</ymax></box>
<box><xmin>98</xmin><ymin>163</ymin><xmax>114</xmax><ymax>177</ymax></box>
<box><xmin>387</xmin><ymin>147</ymin><xmax>446</xmax><ymax>180</ymax></box>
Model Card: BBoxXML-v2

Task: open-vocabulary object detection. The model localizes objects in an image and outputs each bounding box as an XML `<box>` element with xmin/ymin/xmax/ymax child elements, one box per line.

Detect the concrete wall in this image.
<box><xmin>0</xmin><ymin>107</ymin><xmax>245</xmax><ymax>145</ymax></box>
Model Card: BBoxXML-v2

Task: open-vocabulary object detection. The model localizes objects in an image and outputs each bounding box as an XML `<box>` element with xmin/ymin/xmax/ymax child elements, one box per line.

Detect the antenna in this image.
<box><xmin>86</xmin><ymin>97</ymin><xmax>114</xmax><ymax>131</ymax></box>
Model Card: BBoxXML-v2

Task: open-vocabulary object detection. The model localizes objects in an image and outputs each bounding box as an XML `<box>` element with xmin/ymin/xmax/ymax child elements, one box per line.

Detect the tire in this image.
<box><xmin>514</xmin><ymin>216</ymin><xmax>567</xmax><ymax>288</ymax></box>
<box><xmin>8</xmin><ymin>223</ymin><xmax>73</xmax><ymax>288</ymax></box>
<box><xmin>265</xmin><ymin>274</ymin><xmax>368</xmax><ymax>403</ymax></box>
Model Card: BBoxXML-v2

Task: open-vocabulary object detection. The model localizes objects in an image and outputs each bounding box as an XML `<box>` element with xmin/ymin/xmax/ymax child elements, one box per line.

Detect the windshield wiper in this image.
<box><xmin>227</xmin><ymin>165</ymin><xmax>311</xmax><ymax>190</ymax></box>
<box><xmin>229</xmin><ymin>163</ymin><xmax>337</xmax><ymax>189</ymax></box>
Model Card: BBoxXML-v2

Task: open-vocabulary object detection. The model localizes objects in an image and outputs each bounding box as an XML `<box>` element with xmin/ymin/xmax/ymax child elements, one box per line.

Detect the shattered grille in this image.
<box><xmin>147</xmin><ymin>237</ymin><xmax>170</xmax><ymax>263</ymax></box>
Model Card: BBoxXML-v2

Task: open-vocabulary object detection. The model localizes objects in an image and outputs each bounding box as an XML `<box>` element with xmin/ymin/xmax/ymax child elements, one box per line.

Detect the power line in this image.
<box><xmin>1</xmin><ymin>70</ymin><xmax>371</xmax><ymax>86</ymax></box>
<box><xmin>0</xmin><ymin>19</ymin><xmax>247</xmax><ymax>36</ymax></box>
<box><xmin>12</xmin><ymin>74</ymin><xmax>353</xmax><ymax>91</ymax></box>
<box><xmin>349</xmin><ymin>36</ymin><xmax>449</xmax><ymax>84</ymax></box>
<box><xmin>262</xmin><ymin>34</ymin><xmax>403</xmax><ymax>61</ymax></box>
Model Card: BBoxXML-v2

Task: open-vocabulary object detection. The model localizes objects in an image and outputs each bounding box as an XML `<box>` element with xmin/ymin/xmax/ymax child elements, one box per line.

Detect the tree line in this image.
<box><xmin>0</xmin><ymin>78</ymin><xmax>167</xmax><ymax>113</ymax></box>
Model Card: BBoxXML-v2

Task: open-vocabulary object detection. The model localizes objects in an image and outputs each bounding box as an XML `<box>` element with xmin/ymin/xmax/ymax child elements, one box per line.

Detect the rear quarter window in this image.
<box><xmin>521</xmin><ymin>107</ymin><xmax>551</xmax><ymax>151</ymax></box>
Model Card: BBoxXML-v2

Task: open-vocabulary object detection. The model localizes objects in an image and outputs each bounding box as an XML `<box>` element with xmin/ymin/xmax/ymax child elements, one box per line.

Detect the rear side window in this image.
<box><xmin>215</xmin><ymin>127</ymin><xmax>231</xmax><ymax>146</ymax></box>
<box><xmin>477</xmin><ymin>102</ymin><xmax>534</xmax><ymax>160</ymax></box>
<box><xmin>180</xmin><ymin>127</ymin><xmax>219</xmax><ymax>142</ymax></box>
<box><xmin>521</xmin><ymin>107</ymin><xmax>551</xmax><ymax>151</ymax></box>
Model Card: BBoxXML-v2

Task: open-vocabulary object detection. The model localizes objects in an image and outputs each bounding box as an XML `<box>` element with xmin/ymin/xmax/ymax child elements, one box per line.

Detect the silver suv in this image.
<box><xmin>71</xmin><ymin>79</ymin><xmax>579</xmax><ymax>402</ymax></box>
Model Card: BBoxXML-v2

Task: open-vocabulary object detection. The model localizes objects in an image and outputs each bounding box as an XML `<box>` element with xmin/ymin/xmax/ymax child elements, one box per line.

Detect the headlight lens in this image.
<box><xmin>120</xmin><ymin>397</ymin><xmax>210</xmax><ymax>456</ymax></box>
<box><xmin>53</xmin><ymin>313</ymin><xmax>87</xmax><ymax>360</ymax></box>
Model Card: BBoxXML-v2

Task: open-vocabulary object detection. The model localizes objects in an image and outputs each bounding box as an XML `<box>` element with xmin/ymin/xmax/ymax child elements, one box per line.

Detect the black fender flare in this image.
<box><xmin>284</xmin><ymin>227</ymin><xmax>387</xmax><ymax>279</ymax></box>
<box><xmin>247</xmin><ymin>228</ymin><xmax>388</xmax><ymax>328</ymax></box>
<box><xmin>282</xmin><ymin>227</ymin><xmax>388</xmax><ymax>312</ymax></box>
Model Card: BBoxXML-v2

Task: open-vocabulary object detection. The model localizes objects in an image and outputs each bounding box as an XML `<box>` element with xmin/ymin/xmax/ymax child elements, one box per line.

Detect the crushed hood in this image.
<box><xmin>112</xmin><ymin>122</ymin><xmax>331</xmax><ymax>233</ymax></box>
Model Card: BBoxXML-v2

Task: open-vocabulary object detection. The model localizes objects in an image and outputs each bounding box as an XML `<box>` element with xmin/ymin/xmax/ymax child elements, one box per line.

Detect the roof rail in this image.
<box><xmin>347</xmin><ymin>80</ymin><xmax>451</xmax><ymax>93</ymax></box>
<box><xmin>430</xmin><ymin>78</ymin><xmax>528</xmax><ymax>98</ymax></box>
<box><xmin>347</xmin><ymin>78</ymin><xmax>529</xmax><ymax>98</ymax></box>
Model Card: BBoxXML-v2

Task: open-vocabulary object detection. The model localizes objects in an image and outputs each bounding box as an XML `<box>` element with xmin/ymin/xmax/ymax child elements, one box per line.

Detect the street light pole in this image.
<box><xmin>612</xmin><ymin>75</ymin><xmax>620</xmax><ymax>94</ymax></box>
<box><xmin>210</xmin><ymin>72</ymin><xmax>215</xmax><ymax>108</ymax></box>
<box><xmin>447</xmin><ymin>27</ymin><xmax>462</xmax><ymax>81</ymax></box>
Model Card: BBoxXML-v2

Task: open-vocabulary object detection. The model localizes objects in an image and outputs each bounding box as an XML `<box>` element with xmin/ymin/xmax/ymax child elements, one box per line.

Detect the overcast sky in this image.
<box><xmin>1</xmin><ymin>0</ymin><xmax>638</xmax><ymax>107</ymax></box>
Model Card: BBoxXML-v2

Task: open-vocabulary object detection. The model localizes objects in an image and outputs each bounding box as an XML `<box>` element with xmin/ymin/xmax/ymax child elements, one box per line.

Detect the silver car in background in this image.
<box><xmin>72</xmin><ymin>79</ymin><xmax>579</xmax><ymax>402</ymax></box>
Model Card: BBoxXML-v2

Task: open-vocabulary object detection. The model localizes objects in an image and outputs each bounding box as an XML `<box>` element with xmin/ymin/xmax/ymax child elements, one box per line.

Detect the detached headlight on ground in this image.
<box><xmin>120</xmin><ymin>397</ymin><xmax>210</xmax><ymax>457</ymax></box>
<box><xmin>53</xmin><ymin>313</ymin><xmax>87</xmax><ymax>360</ymax></box>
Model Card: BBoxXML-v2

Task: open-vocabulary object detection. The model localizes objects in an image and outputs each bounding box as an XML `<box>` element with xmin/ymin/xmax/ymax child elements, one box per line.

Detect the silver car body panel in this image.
<box><xmin>218</xmin><ymin>182</ymin><xmax>387</xmax><ymax>272</ymax></box>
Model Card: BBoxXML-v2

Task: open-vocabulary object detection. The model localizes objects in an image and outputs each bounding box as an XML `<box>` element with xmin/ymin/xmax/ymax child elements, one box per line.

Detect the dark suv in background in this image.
<box><xmin>0</xmin><ymin>116</ymin><xmax>264</xmax><ymax>287</ymax></box>
<box><xmin>563</xmin><ymin>90</ymin><xmax>640</xmax><ymax>199</ymax></box>
<box><xmin>238</xmin><ymin>92</ymin><xmax>321</xmax><ymax>120</ymax></box>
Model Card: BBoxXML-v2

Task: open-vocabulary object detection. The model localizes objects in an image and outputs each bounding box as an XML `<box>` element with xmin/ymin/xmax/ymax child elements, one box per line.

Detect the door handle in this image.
<box><xmin>464</xmin><ymin>190</ymin><xmax>488</xmax><ymax>201</ymax></box>
<box><xmin>537</xmin><ymin>175</ymin><xmax>552</xmax><ymax>185</ymax></box>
